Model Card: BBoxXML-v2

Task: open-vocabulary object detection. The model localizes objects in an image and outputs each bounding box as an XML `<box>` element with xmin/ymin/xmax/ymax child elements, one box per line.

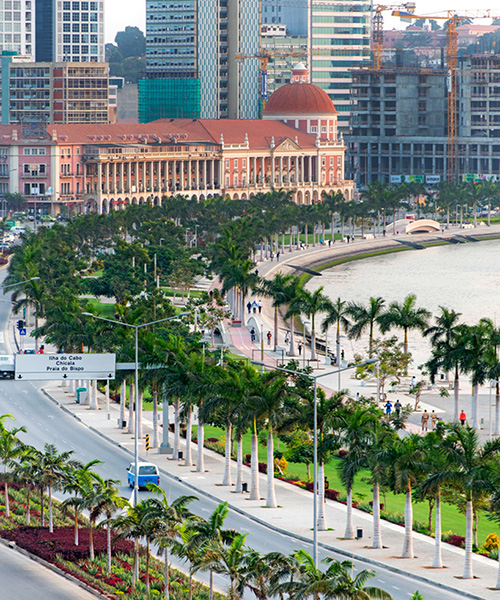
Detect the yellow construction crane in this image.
<box><xmin>392</xmin><ymin>9</ymin><xmax>499</xmax><ymax>182</ymax></box>
<box><xmin>372</xmin><ymin>3</ymin><xmax>416</xmax><ymax>69</ymax></box>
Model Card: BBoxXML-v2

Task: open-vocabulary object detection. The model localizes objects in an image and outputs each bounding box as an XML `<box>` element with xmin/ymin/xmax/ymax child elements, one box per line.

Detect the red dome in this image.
<box><xmin>264</xmin><ymin>83</ymin><xmax>338</xmax><ymax>115</ymax></box>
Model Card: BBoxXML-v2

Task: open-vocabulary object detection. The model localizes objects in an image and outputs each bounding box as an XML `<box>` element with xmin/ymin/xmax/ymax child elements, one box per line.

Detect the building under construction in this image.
<box><xmin>349</xmin><ymin>55</ymin><xmax>500</xmax><ymax>186</ymax></box>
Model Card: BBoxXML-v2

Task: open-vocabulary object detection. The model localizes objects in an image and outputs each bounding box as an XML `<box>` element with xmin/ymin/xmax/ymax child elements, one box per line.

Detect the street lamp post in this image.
<box><xmin>83</xmin><ymin>311</ymin><xmax>189</xmax><ymax>505</ymax></box>
<box><xmin>3</xmin><ymin>276</ymin><xmax>40</xmax><ymax>291</ymax></box>
<box><xmin>252</xmin><ymin>357</ymin><xmax>378</xmax><ymax>565</ymax></box>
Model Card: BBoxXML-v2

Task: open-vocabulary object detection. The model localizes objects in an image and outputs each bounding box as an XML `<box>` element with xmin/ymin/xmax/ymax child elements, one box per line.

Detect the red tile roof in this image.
<box><xmin>264</xmin><ymin>83</ymin><xmax>338</xmax><ymax>116</ymax></box>
<box><xmin>0</xmin><ymin>119</ymin><xmax>319</xmax><ymax>151</ymax></box>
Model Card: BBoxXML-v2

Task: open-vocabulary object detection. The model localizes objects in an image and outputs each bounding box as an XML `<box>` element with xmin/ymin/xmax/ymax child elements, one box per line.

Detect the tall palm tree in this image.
<box><xmin>437</xmin><ymin>424</ymin><xmax>500</xmax><ymax>579</ymax></box>
<box><xmin>0</xmin><ymin>423</ymin><xmax>26</xmax><ymax>517</ymax></box>
<box><xmin>295</xmin><ymin>287</ymin><xmax>330</xmax><ymax>360</ymax></box>
<box><xmin>12</xmin><ymin>446</ymin><xmax>39</xmax><ymax>525</ymax></box>
<box><xmin>250</xmin><ymin>371</ymin><xmax>291</xmax><ymax>508</ymax></box>
<box><xmin>336</xmin><ymin>404</ymin><xmax>379</xmax><ymax>540</ymax></box>
<box><xmin>38</xmin><ymin>443</ymin><xmax>76</xmax><ymax>533</ymax></box>
<box><xmin>379</xmin><ymin>294</ymin><xmax>431</xmax><ymax>361</ymax></box>
<box><xmin>259</xmin><ymin>273</ymin><xmax>296</xmax><ymax>352</ymax></box>
<box><xmin>185</xmin><ymin>502</ymin><xmax>238</xmax><ymax>600</ymax></box>
<box><xmin>283</xmin><ymin>277</ymin><xmax>306</xmax><ymax>357</ymax></box>
<box><xmin>321</xmin><ymin>297</ymin><xmax>351</xmax><ymax>366</ymax></box>
<box><xmin>391</xmin><ymin>434</ymin><xmax>426</xmax><ymax>559</ymax></box>
<box><xmin>147</xmin><ymin>484</ymin><xmax>197</xmax><ymax>600</ymax></box>
<box><xmin>346</xmin><ymin>297</ymin><xmax>385</xmax><ymax>357</ymax></box>
<box><xmin>425</xmin><ymin>308</ymin><xmax>463</xmax><ymax>420</ymax></box>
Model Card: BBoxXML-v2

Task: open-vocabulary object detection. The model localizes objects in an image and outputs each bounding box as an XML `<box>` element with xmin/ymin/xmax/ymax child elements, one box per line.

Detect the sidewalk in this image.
<box><xmin>42</xmin><ymin>380</ymin><xmax>499</xmax><ymax>600</ymax></box>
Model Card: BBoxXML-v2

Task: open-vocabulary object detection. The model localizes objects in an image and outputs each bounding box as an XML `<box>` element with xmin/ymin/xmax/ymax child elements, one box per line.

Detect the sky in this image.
<box><xmin>104</xmin><ymin>0</ymin><xmax>494</xmax><ymax>43</ymax></box>
<box><xmin>105</xmin><ymin>0</ymin><xmax>146</xmax><ymax>43</ymax></box>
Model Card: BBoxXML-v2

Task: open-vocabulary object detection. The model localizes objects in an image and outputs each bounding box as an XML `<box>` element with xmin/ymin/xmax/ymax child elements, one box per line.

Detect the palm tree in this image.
<box><xmin>321</xmin><ymin>297</ymin><xmax>351</xmax><ymax>366</ymax></box>
<box><xmin>0</xmin><ymin>423</ymin><xmax>26</xmax><ymax>517</ymax></box>
<box><xmin>12</xmin><ymin>446</ymin><xmax>39</xmax><ymax>525</ymax></box>
<box><xmin>62</xmin><ymin>459</ymin><xmax>102</xmax><ymax>546</ymax></box>
<box><xmin>438</xmin><ymin>423</ymin><xmax>500</xmax><ymax>579</ymax></box>
<box><xmin>185</xmin><ymin>502</ymin><xmax>238</xmax><ymax>600</ymax></box>
<box><xmin>346</xmin><ymin>297</ymin><xmax>385</xmax><ymax>357</ymax></box>
<box><xmin>38</xmin><ymin>443</ymin><xmax>75</xmax><ymax>533</ymax></box>
<box><xmin>336</xmin><ymin>404</ymin><xmax>379</xmax><ymax>539</ymax></box>
<box><xmin>147</xmin><ymin>484</ymin><xmax>197</xmax><ymax>600</ymax></box>
<box><xmin>391</xmin><ymin>434</ymin><xmax>426</xmax><ymax>559</ymax></box>
<box><xmin>259</xmin><ymin>273</ymin><xmax>295</xmax><ymax>352</ymax></box>
<box><xmin>199</xmin><ymin>533</ymin><xmax>249</xmax><ymax>600</ymax></box>
<box><xmin>295</xmin><ymin>287</ymin><xmax>330</xmax><ymax>360</ymax></box>
<box><xmin>379</xmin><ymin>294</ymin><xmax>431</xmax><ymax>361</ymax></box>
<box><xmin>424</xmin><ymin>307</ymin><xmax>463</xmax><ymax>420</ymax></box>
<box><xmin>91</xmin><ymin>475</ymin><xmax>126</xmax><ymax>573</ymax></box>
<box><xmin>283</xmin><ymin>277</ymin><xmax>306</xmax><ymax>357</ymax></box>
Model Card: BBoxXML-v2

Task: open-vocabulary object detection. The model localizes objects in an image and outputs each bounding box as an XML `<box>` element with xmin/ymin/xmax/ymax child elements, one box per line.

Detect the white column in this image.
<box><xmin>279</xmin><ymin>156</ymin><xmax>283</xmax><ymax>184</ymax></box>
<box><xmin>180</xmin><ymin>161</ymin><xmax>184</xmax><ymax>191</ymax></box>
<box><xmin>203</xmin><ymin>160</ymin><xmax>207</xmax><ymax>191</ymax></box>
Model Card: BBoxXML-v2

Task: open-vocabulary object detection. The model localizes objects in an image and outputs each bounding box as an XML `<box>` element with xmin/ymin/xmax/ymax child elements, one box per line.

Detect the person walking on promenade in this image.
<box><xmin>284</xmin><ymin>331</ymin><xmax>290</xmax><ymax>345</ymax></box>
<box><xmin>258</xmin><ymin>299</ymin><xmax>263</xmax><ymax>314</ymax></box>
<box><xmin>267</xmin><ymin>331</ymin><xmax>272</xmax><ymax>346</ymax></box>
<box><xmin>277</xmin><ymin>251</ymin><xmax>280</xmax><ymax>262</ymax></box>
<box><xmin>250</xmin><ymin>328</ymin><xmax>256</xmax><ymax>342</ymax></box>
<box><xmin>298</xmin><ymin>341</ymin><xmax>303</xmax><ymax>356</ymax></box>
<box><xmin>252</xmin><ymin>300</ymin><xmax>257</xmax><ymax>313</ymax></box>
<box><xmin>421</xmin><ymin>410</ymin><xmax>429</xmax><ymax>432</ymax></box>
<box><xmin>394</xmin><ymin>399</ymin><xmax>402</xmax><ymax>418</ymax></box>
<box><xmin>384</xmin><ymin>400</ymin><xmax>392</xmax><ymax>416</ymax></box>
<box><xmin>247</xmin><ymin>301</ymin><xmax>252</xmax><ymax>314</ymax></box>
<box><xmin>431</xmin><ymin>410</ymin><xmax>438</xmax><ymax>430</ymax></box>
<box><xmin>459</xmin><ymin>410</ymin><xmax>466</xmax><ymax>426</ymax></box>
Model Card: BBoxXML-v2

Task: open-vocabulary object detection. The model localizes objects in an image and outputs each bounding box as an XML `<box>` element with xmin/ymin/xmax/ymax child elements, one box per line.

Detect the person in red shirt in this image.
<box><xmin>459</xmin><ymin>410</ymin><xmax>466</xmax><ymax>426</ymax></box>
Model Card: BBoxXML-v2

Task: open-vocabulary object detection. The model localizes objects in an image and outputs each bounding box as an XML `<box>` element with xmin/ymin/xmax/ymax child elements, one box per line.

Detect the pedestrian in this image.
<box><xmin>384</xmin><ymin>400</ymin><xmax>392</xmax><ymax>415</ymax></box>
<box><xmin>298</xmin><ymin>341</ymin><xmax>303</xmax><ymax>356</ymax></box>
<box><xmin>266</xmin><ymin>330</ymin><xmax>272</xmax><ymax>346</ymax></box>
<box><xmin>270</xmin><ymin>251</ymin><xmax>274</xmax><ymax>262</ymax></box>
<box><xmin>258</xmin><ymin>299</ymin><xmax>262</xmax><ymax>314</ymax></box>
<box><xmin>255</xmin><ymin>269</ymin><xmax>259</xmax><ymax>277</ymax></box>
<box><xmin>355</xmin><ymin>392</ymin><xmax>360</xmax><ymax>401</ymax></box>
<box><xmin>351</xmin><ymin>235</ymin><xmax>354</xmax><ymax>242</ymax></box>
<box><xmin>246</xmin><ymin>301</ymin><xmax>252</xmax><ymax>314</ymax></box>
<box><xmin>411</xmin><ymin>375</ymin><xmax>416</xmax><ymax>390</ymax></box>
<box><xmin>431</xmin><ymin>410</ymin><xmax>438</xmax><ymax>430</ymax></box>
<box><xmin>328</xmin><ymin>239</ymin><xmax>331</xmax><ymax>247</ymax></box>
<box><xmin>341</xmin><ymin>349</ymin><xmax>345</xmax><ymax>361</ymax></box>
<box><xmin>276</xmin><ymin>251</ymin><xmax>280</xmax><ymax>262</ymax></box>
<box><xmin>421</xmin><ymin>409</ymin><xmax>429</xmax><ymax>432</ymax></box>
<box><xmin>252</xmin><ymin>300</ymin><xmax>257</xmax><ymax>313</ymax></box>
<box><xmin>284</xmin><ymin>331</ymin><xmax>290</xmax><ymax>345</ymax></box>
<box><xmin>459</xmin><ymin>409</ymin><xmax>466</xmax><ymax>426</ymax></box>
<box><xmin>394</xmin><ymin>399</ymin><xmax>402</xmax><ymax>418</ymax></box>
<box><xmin>250</xmin><ymin>328</ymin><xmax>256</xmax><ymax>342</ymax></box>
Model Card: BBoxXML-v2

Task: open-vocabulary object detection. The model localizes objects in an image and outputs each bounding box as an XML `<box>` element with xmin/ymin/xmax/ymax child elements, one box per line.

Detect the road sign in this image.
<box><xmin>19</xmin><ymin>328</ymin><xmax>26</xmax><ymax>336</ymax></box>
<box><xmin>15</xmin><ymin>353</ymin><xmax>116</xmax><ymax>381</ymax></box>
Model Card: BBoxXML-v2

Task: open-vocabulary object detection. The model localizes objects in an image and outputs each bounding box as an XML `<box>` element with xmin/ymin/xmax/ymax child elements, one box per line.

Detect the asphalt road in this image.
<box><xmin>0</xmin><ymin>543</ymin><xmax>97</xmax><ymax>600</ymax></box>
<box><xmin>0</xmin><ymin>271</ymin><xmax>463</xmax><ymax>600</ymax></box>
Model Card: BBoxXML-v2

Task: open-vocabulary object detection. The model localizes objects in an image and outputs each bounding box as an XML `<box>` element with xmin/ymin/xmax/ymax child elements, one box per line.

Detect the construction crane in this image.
<box><xmin>235</xmin><ymin>47</ymin><xmax>331</xmax><ymax>110</ymax></box>
<box><xmin>372</xmin><ymin>3</ymin><xmax>416</xmax><ymax>69</ymax></box>
<box><xmin>392</xmin><ymin>9</ymin><xmax>500</xmax><ymax>182</ymax></box>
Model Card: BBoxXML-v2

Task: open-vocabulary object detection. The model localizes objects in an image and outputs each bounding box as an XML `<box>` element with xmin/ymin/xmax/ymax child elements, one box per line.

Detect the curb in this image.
<box><xmin>0</xmin><ymin>537</ymin><xmax>109</xmax><ymax>600</ymax></box>
<box><xmin>41</xmin><ymin>385</ymin><xmax>493</xmax><ymax>600</ymax></box>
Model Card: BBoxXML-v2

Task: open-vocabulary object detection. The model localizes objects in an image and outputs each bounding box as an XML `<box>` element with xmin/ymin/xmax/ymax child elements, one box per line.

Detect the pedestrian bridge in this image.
<box><xmin>405</xmin><ymin>219</ymin><xmax>441</xmax><ymax>234</ymax></box>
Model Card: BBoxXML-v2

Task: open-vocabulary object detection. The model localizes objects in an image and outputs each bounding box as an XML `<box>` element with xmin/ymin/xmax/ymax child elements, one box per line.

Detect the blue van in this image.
<box><xmin>127</xmin><ymin>462</ymin><xmax>160</xmax><ymax>489</ymax></box>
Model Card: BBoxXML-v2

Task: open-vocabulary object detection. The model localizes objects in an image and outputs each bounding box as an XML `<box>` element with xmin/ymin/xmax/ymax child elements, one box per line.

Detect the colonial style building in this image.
<box><xmin>0</xmin><ymin>73</ymin><xmax>352</xmax><ymax>214</ymax></box>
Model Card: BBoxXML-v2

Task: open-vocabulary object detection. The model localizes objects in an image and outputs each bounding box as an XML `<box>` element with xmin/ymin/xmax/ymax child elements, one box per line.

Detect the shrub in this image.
<box><xmin>484</xmin><ymin>532</ymin><xmax>499</xmax><ymax>552</ymax></box>
<box><xmin>337</xmin><ymin>449</ymin><xmax>348</xmax><ymax>459</ymax></box>
<box><xmin>325</xmin><ymin>489</ymin><xmax>340</xmax><ymax>501</ymax></box>
<box><xmin>447</xmin><ymin>534</ymin><xmax>465</xmax><ymax>548</ymax></box>
<box><xmin>274</xmin><ymin>456</ymin><xmax>288</xmax><ymax>475</ymax></box>
<box><xmin>258</xmin><ymin>462</ymin><xmax>267</xmax><ymax>474</ymax></box>
<box><xmin>285</xmin><ymin>473</ymin><xmax>301</xmax><ymax>481</ymax></box>
<box><xmin>244</xmin><ymin>454</ymin><xmax>251</xmax><ymax>463</ymax></box>
<box><xmin>206</xmin><ymin>438</ymin><xmax>219</xmax><ymax>444</ymax></box>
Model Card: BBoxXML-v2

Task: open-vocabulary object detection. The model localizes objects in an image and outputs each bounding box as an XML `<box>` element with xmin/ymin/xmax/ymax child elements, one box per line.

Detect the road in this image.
<box><xmin>0</xmin><ymin>271</ymin><xmax>463</xmax><ymax>600</ymax></box>
<box><xmin>0</xmin><ymin>543</ymin><xmax>97</xmax><ymax>600</ymax></box>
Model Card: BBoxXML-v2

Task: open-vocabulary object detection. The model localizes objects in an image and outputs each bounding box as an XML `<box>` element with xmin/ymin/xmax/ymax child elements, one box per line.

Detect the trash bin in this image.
<box><xmin>117</xmin><ymin>418</ymin><xmax>126</xmax><ymax>429</ymax></box>
<box><xmin>242</xmin><ymin>482</ymin><xmax>248</xmax><ymax>493</ymax></box>
<box><xmin>178</xmin><ymin>451</ymin><xmax>183</xmax><ymax>460</ymax></box>
<box><xmin>356</xmin><ymin>528</ymin><xmax>363</xmax><ymax>539</ymax></box>
<box><xmin>76</xmin><ymin>387</ymin><xmax>87</xmax><ymax>404</ymax></box>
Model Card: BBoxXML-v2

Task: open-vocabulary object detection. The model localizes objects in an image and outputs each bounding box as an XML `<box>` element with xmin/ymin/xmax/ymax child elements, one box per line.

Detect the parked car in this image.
<box><xmin>126</xmin><ymin>462</ymin><xmax>160</xmax><ymax>489</ymax></box>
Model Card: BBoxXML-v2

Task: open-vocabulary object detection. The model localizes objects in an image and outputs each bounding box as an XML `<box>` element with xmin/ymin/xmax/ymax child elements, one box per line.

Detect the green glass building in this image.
<box><xmin>138</xmin><ymin>78</ymin><xmax>201</xmax><ymax>122</ymax></box>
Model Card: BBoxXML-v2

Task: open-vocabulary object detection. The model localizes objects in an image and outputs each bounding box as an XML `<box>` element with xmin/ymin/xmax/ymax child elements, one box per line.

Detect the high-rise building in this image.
<box><xmin>140</xmin><ymin>0</ymin><xmax>260</xmax><ymax>121</ymax></box>
<box><xmin>309</xmin><ymin>0</ymin><xmax>371</xmax><ymax>130</ymax></box>
<box><xmin>34</xmin><ymin>0</ymin><xmax>105</xmax><ymax>63</ymax></box>
<box><xmin>0</xmin><ymin>0</ymin><xmax>34</xmax><ymax>59</ymax></box>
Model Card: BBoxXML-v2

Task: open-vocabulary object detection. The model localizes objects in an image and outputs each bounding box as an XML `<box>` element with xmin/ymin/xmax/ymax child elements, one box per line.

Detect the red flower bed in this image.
<box><xmin>326</xmin><ymin>489</ymin><xmax>340</xmax><ymax>501</ymax></box>
<box><xmin>0</xmin><ymin>526</ymin><xmax>134</xmax><ymax>562</ymax></box>
<box><xmin>447</xmin><ymin>534</ymin><xmax>466</xmax><ymax>548</ymax></box>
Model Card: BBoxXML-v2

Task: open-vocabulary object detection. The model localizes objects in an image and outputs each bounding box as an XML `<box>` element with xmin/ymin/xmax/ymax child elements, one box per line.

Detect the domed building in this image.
<box><xmin>261</xmin><ymin>64</ymin><xmax>352</xmax><ymax>203</ymax></box>
<box><xmin>263</xmin><ymin>64</ymin><xmax>339</xmax><ymax>142</ymax></box>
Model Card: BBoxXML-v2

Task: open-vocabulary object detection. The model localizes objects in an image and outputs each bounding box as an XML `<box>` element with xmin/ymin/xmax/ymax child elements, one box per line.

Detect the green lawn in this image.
<box><xmin>196</xmin><ymin>424</ymin><xmax>497</xmax><ymax>544</ymax></box>
<box><xmin>85</xmin><ymin>298</ymin><xmax>116</xmax><ymax>318</ymax></box>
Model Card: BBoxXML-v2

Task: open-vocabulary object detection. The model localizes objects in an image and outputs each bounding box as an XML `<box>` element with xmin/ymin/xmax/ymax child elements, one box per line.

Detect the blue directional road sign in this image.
<box><xmin>19</xmin><ymin>328</ymin><xmax>26</xmax><ymax>336</ymax></box>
